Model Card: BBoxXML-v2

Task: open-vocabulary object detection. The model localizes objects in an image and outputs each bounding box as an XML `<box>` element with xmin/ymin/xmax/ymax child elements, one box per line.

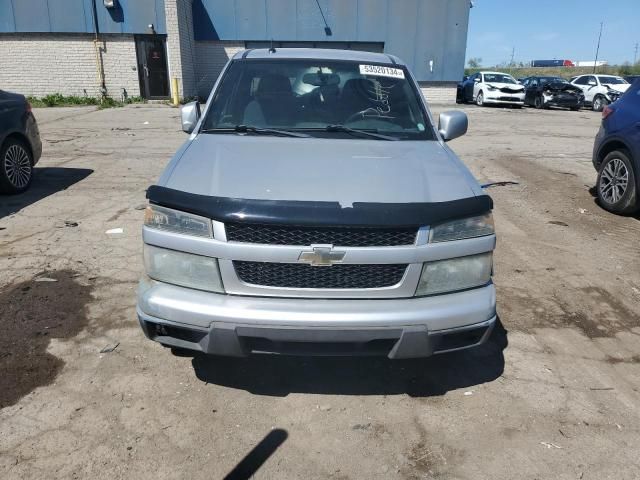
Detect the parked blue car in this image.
<box><xmin>0</xmin><ymin>90</ymin><xmax>42</xmax><ymax>194</ymax></box>
<box><xmin>592</xmin><ymin>80</ymin><xmax>640</xmax><ymax>214</ymax></box>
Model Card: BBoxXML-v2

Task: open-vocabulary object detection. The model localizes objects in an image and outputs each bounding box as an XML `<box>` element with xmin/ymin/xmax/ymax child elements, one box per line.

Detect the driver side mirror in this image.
<box><xmin>438</xmin><ymin>110</ymin><xmax>468</xmax><ymax>142</ymax></box>
<box><xmin>474</xmin><ymin>77</ymin><xmax>481</xmax><ymax>83</ymax></box>
<box><xmin>181</xmin><ymin>101</ymin><xmax>201</xmax><ymax>134</ymax></box>
<box><xmin>588</xmin><ymin>80</ymin><xmax>597</xmax><ymax>86</ymax></box>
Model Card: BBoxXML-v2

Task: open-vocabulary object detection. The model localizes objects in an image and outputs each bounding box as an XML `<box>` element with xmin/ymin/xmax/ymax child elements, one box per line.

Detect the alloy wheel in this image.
<box><xmin>593</xmin><ymin>97</ymin><xmax>604</xmax><ymax>111</ymax></box>
<box><xmin>4</xmin><ymin>144</ymin><xmax>32</xmax><ymax>189</ymax></box>
<box><xmin>599</xmin><ymin>158</ymin><xmax>629</xmax><ymax>204</ymax></box>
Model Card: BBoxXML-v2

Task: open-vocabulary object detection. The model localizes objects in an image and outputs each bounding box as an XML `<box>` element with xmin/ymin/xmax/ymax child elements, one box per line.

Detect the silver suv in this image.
<box><xmin>137</xmin><ymin>49</ymin><xmax>497</xmax><ymax>359</ymax></box>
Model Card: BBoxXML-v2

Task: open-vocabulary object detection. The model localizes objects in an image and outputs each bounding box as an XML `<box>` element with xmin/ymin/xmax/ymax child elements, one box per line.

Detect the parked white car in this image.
<box><xmin>569</xmin><ymin>75</ymin><xmax>630</xmax><ymax>111</ymax></box>
<box><xmin>459</xmin><ymin>71</ymin><xmax>525</xmax><ymax>107</ymax></box>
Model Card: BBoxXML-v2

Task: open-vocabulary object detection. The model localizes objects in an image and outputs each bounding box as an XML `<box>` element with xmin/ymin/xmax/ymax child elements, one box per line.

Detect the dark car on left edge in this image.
<box><xmin>0</xmin><ymin>90</ymin><xmax>42</xmax><ymax>194</ymax></box>
<box><xmin>592</xmin><ymin>79</ymin><xmax>640</xmax><ymax>214</ymax></box>
<box><xmin>521</xmin><ymin>76</ymin><xmax>584</xmax><ymax>110</ymax></box>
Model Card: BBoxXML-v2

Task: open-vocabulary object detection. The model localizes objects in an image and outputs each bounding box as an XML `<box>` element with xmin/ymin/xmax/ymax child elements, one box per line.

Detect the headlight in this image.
<box><xmin>415</xmin><ymin>252</ymin><xmax>492</xmax><ymax>296</ymax></box>
<box><xmin>487</xmin><ymin>85</ymin><xmax>498</xmax><ymax>91</ymax></box>
<box><xmin>144</xmin><ymin>204</ymin><xmax>212</xmax><ymax>238</ymax></box>
<box><xmin>144</xmin><ymin>244</ymin><xmax>224</xmax><ymax>293</ymax></box>
<box><xmin>429</xmin><ymin>212</ymin><xmax>494</xmax><ymax>243</ymax></box>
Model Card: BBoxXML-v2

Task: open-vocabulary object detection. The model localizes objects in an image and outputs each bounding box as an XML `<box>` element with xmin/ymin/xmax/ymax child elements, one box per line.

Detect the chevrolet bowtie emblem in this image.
<box><xmin>298</xmin><ymin>245</ymin><xmax>346</xmax><ymax>267</ymax></box>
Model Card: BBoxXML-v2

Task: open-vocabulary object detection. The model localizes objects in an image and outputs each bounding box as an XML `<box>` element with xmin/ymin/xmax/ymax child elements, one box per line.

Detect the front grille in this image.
<box><xmin>233</xmin><ymin>261</ymin><xmax>408</xmax><ymax>289</ymax></box>
<box><xmin>500</xmin><ymin>87</ymin><xmax>523</xmax><ymax>94</ymax></box>
<box><xmin>225</xmin><ymin>223</ymin><xmax>417</xmax><ymax>247</ymax></box>
<box><xmin>499</xmin><ymin>96</ymin><xmax>521</xmax><ymax>102</ymax></box>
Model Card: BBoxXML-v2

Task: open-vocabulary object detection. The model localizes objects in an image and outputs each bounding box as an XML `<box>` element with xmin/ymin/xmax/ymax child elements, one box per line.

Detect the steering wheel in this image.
<box><xmin>344</xmin><ymin>108</ymin><xmax>381</xmax><ymax>124</ymax></box>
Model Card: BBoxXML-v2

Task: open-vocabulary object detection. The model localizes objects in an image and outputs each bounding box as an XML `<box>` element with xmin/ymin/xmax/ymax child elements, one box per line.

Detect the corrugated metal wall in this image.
<box><xmin>192</xmin><ymin>0</ymin><xmax>470</xmax><ymax>81</ymax></box>
<box><xmin>0</xmin><ymin>0</ymin><xmax>167</xmax><ymax>34</ymax></box>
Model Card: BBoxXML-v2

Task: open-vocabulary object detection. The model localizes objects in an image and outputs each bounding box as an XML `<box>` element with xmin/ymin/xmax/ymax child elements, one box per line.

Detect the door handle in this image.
<box><xmin>143</xmin><ymin>65</ymin><xmax>150</xmax><ymax>77</ymax></box>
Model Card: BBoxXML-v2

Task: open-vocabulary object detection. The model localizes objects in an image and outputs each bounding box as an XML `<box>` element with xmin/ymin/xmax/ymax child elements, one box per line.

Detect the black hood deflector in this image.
<box><xmin>146</xmin><ymin>185</ymin><xmax>493</xmax><ymax>227</ymax></box>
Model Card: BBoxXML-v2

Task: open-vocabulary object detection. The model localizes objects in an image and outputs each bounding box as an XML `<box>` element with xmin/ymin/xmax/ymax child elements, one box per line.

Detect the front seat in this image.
<box><xmin>243</xmin><ymin>74</ymin><xmax>295</xmax><ymax>127</ymax></box>
<box><xmin>339</xmin><ymin>78</ymin><xmax>377</xmax><ymax>121</ymax></box>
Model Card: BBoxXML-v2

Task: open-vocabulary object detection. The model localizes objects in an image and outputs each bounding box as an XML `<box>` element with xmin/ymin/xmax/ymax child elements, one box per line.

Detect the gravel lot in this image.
<box><xmin>1</xmin><ymin>103</ymin><xmax>639</xmax><ymax>480</ymax></box>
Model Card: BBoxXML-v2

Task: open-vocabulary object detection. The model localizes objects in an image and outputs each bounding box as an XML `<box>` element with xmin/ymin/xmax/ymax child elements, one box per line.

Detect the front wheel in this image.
<box><xmin>476</xmin><ymin>91</ymin><xmax>484</xmax><ymax>106</ymax></box>
<box><xmin>597</xmin><ymin>150</ymin><xmax>638</xmax><ymax>214</ymax></box>
<box><xmin>592</xmin><ymin>95</ymin><xmax>608</xmax><ymax>112</ymax></box>
<box><xmin>534</xmin><ymin>96</ymin><xmax>544</xmax><ymax>109</ymax></box>
<box><xmin>0</xmin><ymin>137</ymin><xmax>34</xmax><ymax>194</ymax></box>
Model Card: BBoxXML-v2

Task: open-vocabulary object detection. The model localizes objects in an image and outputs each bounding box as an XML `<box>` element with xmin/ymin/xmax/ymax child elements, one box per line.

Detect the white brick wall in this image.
<box><xmin>0</xmin><ymin>33</ymin><xmax>140</xmax><ymax>99</ymax></box>
<box><xmin>194</xmin><ymin>41</ymin><xmax>245</xmax><ymax>98</ymax></box>
<box><xmin>165</xmin><ymin>0</ymin><xmax>197</xmax><ymax>99</ymax></box>
<box><xmin>420</xmin><ymin>85</ymin><xmax>457</xmax><ymax>105</ymax></box>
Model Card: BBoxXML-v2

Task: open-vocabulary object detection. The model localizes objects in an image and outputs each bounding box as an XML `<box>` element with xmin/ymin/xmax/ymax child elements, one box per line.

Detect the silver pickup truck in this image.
<box><xmin>137</xmin><ymin>48</ymin><xmax>496</xmax><ymax>359</ymax></box>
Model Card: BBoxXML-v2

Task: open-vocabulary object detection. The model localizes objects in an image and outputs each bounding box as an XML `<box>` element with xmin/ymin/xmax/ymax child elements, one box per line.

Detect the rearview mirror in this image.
<box><xmin>302</xmin><ymin>72</ymin><xmax>340</xmax><ymax>86</ymax></box>
<box><xmin>181</xmin><ymin>101</ymin><xmax>201</xmax><ymax>134</ymax></box>
<box><xmin>438</xmin><ymin>110</ymin><xmax>468</xmax><ymax>142</ymax></box>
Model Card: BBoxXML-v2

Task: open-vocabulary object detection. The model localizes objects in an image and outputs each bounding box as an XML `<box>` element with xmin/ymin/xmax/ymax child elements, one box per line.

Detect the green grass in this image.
<box><xmin>27</xmin><ymin>94</ymin><xmax>146</xmax><ymax>109</ymax></box>
<box><xmin>464</xmin><ymin>64</ymin><xmax>640</xmax><ymax>80</ymax></box>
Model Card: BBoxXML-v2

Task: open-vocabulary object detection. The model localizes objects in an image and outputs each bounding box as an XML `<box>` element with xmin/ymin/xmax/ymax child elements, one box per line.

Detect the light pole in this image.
<box><xmin>593</xmin><ymin>22</ymin><xmax>603</xmax><ymax>74</ymax></box>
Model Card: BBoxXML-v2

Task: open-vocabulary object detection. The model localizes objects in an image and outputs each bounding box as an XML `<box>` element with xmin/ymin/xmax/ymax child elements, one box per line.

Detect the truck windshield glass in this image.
<box><xmin>483</xmin><ymin>74</ymin><xmax>517</xmax><ymax>84</ymax></box>
<box><xmin>598</xmin><ymin>76</ymin><xmax>627</xmax><ymax>85</ymax></box>
<box><xmin>202</xmin><ymin>59</ymin><xmax>434</xmax><ymax>140</ymax></box>
<box><xmin>539</xmin><ymin>77</ymin><xmax>566</xmax><ymax>84</ymax></box>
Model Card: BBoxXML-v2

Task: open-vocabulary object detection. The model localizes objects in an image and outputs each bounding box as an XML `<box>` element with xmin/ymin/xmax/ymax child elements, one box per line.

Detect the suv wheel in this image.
<box><xmin>476</xmin><ymin>91</ymin><xmax>484</xmax><ymax>106</ymax></box>
<box><xmin>597</xmin><ymin>150</ymin><xmax>638</xmax><ymax>214</ymax></box>
<box><xmin>0</xmin><ymin>137</ymin><xmax>34</xmax><ymax>194</ymax></box>
<box><xmin>534</xmin><ymin>96</ymin><xmax>544</xmax><ymax>109</ymax></box>
<box><xmin>592</xmin><ymin>95</ymin><xmax>607</xmax><ymax>112</ymax></box>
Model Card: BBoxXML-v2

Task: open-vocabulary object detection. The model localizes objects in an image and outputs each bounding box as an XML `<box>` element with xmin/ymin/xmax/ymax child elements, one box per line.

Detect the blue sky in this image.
<box><xmin>466</xmin><ymin>0</ymin><xmax>640</xmax><ymax>66</ymax></box>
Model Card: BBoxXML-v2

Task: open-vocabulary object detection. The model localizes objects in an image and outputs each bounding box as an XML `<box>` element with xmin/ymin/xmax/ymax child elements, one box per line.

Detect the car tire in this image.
<box><xmin>0</xmin><ymin>137</ymin><xmax>34</xmax><ymax>194</ymax></box>
<box><xmin>534</xmin><ymin>96</ymin><xmax>544</xmax><ymax>109</ymax></box>
<box><xmin>476</xmin><ymin>91</ymin><xmax>484</xmax><ymax>106</ymax></box>
<box><xmin>597</xmin><ymin>149</ymin><xmax>638</xmax><ymax>214</ymax></box>
<box><xmin>592</xmin><ymin>95</ymin><xmax>608</xmax><ymax>112</ymax></box>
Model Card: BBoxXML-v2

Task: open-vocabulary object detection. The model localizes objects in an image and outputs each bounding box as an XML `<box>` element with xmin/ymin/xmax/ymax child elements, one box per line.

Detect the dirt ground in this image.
<box><xmin>0</xmin><ymin>103</ymin><xmax>639</xmax><ymax>480</ymax></box>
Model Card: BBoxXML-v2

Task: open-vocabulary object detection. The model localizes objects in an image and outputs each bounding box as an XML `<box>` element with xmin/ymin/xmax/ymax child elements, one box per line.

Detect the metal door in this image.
<box><xmin>135</xmin><ymin>36</ymin><xmax>169</xmax><ymax>99</ymax></box>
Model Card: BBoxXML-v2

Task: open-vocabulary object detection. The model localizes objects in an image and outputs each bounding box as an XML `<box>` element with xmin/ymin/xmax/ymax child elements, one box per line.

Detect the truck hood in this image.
<box><xmin>486</xmin><ymin>83</ymin><xmax>525</xmax><ymax>92</ymax></box>
<box><xmin>162</xmin><ymin>134</ymin><xmax>477</xmax><ymax>206</ymax></box>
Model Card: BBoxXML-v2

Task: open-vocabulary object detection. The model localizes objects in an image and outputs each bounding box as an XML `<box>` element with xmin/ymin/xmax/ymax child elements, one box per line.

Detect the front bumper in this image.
<box><xmin>26</xmin><ymin>113</ymin><xmax>42</xmax><ymax>164</ymax></box>
<box><xmin>137</xmin><ymin>278</ymin><xmax>497</xmax><ymax>359</ymax></box>
<box><xmin>484</xmin><ymin>95</ymin><xmax>524</xmax><ymax>105</ymax></box>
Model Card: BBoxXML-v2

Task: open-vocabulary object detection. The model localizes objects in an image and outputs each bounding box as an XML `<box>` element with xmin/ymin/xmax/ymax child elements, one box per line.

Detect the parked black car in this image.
<box><xmin>521</xmin><ymin>76</ymin><xmax>584</xmax><ymax>110</ymax></box>
<box><xmin>0</xmin><ymin>90</ymin><xmax>42</xmax><ymax>194</ymax></box>
<box><xmin>592</xmin><ymin>80</ymin><xmax>640</xmax><ymax>214</ymax></box>
<box><xmin>455</xmin><ymin>76</ymin><xmax>468</xmax><ymax>103</ymax></box>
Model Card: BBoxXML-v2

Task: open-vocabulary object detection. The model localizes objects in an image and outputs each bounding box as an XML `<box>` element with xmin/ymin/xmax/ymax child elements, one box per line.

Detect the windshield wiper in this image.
<box><xmin>201</xmin><ymin>125</ymin><xmax>310</xmax><ymax>138</ymax></box>
<box><xmin>324</xmin><ymin>124</ymin><xmax>399</xmax><ymax>141</ymax></box>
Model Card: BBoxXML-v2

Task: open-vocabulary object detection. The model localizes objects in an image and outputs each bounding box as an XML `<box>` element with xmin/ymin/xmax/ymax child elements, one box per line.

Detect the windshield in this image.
<box><xmin>483</xmin><ymin>73</ymin><xmax>517</xmax><ymax>84</ymax></box>
<box><xmin>598</xmin><ymin>76</ymin><xmax>628</xmax><ymax>85</ymax></box>
<box><xmin>540</xmin><ymin>77</ymin><xmax>566</xmax><ymax>84</ymax></box>
<box><xmin>202</xmin><ymin>59</ymin><xmax>434</xmax><ymax>140</ymax></box>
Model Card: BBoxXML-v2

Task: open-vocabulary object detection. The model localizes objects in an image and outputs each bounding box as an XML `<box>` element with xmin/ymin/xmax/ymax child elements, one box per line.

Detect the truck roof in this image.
<box><xmin>232</xmin><ymin>48</ymin><xmax>403</xmax><ymax>65</ymax></box>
